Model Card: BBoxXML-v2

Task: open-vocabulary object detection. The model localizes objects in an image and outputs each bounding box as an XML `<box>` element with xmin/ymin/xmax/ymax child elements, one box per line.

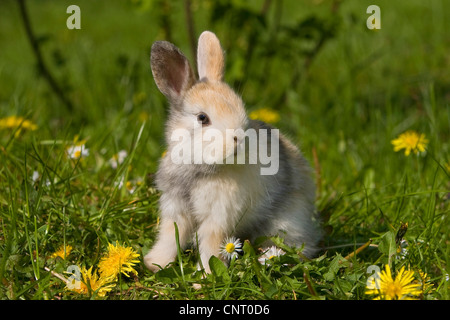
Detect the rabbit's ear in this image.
<box><xmin>151</xmin><ymin>41</ymin><xmax>196</xmax><ymax>102</ymax></box>
<box><xmin>197</xmin><ymin>31</ymin><xmax>224</xmax><ymax>82</ymax></box>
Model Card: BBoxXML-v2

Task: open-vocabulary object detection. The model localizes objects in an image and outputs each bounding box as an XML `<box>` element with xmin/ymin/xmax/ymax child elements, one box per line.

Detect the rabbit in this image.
<box><xmin>144</xmin><ymin>31</ymin><xmax>322</xmax><ymax>273</ymax></box>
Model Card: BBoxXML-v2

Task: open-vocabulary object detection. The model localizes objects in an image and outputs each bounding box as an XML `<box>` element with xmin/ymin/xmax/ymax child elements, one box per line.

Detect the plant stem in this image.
<box><xmin>17</xmin><ymin>0</ymin><xmax>74</xmax><ymax>112</ymax></box>
<box><xmin>183</xmin><ymin>0</ymin><xmax>196</xmax><ymax>62</ymax></box>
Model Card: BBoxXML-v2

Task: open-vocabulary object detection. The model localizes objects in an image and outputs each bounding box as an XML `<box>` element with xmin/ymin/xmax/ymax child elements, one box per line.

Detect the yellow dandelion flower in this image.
<box><xmin>98</xmin><ymin>242</ymin><xmax>140</xmax><ymax>280</ymax></box>
<box><xmin>0</xmin><ymin>116</ymin><xmax>38</xmax><ymax>131</ymax></box>
<box><xmin>138</xmin><ymin>111</ymin><xmax>150</xmax><ymax>122</ymax></box>
<box><xmin>0</xmin><ymin>116</ymin><xmax>37</xmax><ymax>136</ymax></box>
<box><xmin>67</xmin><ymin>266</ymin><xmax>115</xmax><ymax>297</ymax></box>
<box><xmin>391</xmin><ymin>131</ymin><xmax>428</xmax><ymax>156</ymax></box>
<box><xmin>416</xmin><ymin>270</ymin><xmax>433</xmax><ymax>293</ymax></box>
<box><xmin>50</xmin><ymin>245</ymin><xmax>73</xmax><ymax>259</ymax></box>
<box><xmin>366</xmin><ymin>264</ymin><xmax>422</xmax><ymax>300</ymax></box>
<box><xmin>249</xmin><ymin>108</ymin><xmax>280</xmax><ymax>124</ymax></box>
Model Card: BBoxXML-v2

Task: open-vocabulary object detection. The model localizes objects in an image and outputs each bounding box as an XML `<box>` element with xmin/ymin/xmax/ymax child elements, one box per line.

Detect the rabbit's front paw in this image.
<box><xmin>144</xmin><ymin>245</ymin><xmax>175</xmax><ymax>273</ymax></box>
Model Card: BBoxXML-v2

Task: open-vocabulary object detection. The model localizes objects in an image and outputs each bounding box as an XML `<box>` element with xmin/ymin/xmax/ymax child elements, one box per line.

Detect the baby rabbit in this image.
<box><xmin>144</xmin><ymin>31</ymin><xmax>321</xmax><ymax>273</ymax></box>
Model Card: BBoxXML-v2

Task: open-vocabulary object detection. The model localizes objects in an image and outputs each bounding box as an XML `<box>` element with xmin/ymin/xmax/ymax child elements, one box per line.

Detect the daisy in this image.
<box><xmin>366</xmin><ymin>264</ymin><xmax>422</xmax><ymax>300</ymax></box>
<box><xmin>66</xmin><ymin>144</ymin><xmax>89</xmax><ymax>159</ymax></box>
<box><xmin>396</xmin><ymin>239</ymin><xmax>408</xmax><ymax>260</ymax></box>
<box><xmin>109</xmin><ymin>150</ymin><xmax>128</xmax><ymax>169</ymax></box>
<box><xmin>98</xmin><ymin>242</ymin><xmax>140</xmax><ymax>280</ymax></box>
<box><xmin>391</xmin><ymin>131</ymin><xmax>428</xmax><ymax>156</ymax></box>
<box><xmin>125</xmin><ymin>178</ymin><xmax>143</xmax><ymax>194</ymax></box>
<box><xmin>220</xmin><ymin>237</ymin><xmax>243</xmax><ymax>261</ymax></box>
<box><xmin>31</xmin><ymin>171</ymin><xmax>40</xmax><ymax>183</ymax></box>
<box><xmin>249</xmin><ymin>108</ymin><xmax>280</xmax><ymax>124</ymax></box>
<box><xmin>258</xmin><ymin>245</ymin><xmax>285</xmax><ymax>265</ymax></box>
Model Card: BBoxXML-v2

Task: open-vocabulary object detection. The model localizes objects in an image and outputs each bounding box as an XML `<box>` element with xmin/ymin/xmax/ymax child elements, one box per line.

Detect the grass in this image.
<box><xmin>0</xmin><ymin>0</ymin><xmax>449</xmax><ymax>300</ymax></box>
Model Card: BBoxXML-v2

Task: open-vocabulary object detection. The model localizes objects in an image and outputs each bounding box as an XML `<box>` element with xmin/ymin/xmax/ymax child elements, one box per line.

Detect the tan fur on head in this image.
<box><xmin>197</xmin><ymin>31</ymin><xmax>225</xmax><ymax>82</ymax></box>
<box><xmin>185</xmin><ymin>82</ymin><xmax>246</xmax><ymax>123</ymax></box>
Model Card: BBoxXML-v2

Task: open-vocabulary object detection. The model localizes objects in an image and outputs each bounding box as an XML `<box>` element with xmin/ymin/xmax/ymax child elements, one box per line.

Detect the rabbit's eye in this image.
<box><xmin>197</xmin><ymin>113</ymin><xmax>210</xmax><ymax>126</ymax></box>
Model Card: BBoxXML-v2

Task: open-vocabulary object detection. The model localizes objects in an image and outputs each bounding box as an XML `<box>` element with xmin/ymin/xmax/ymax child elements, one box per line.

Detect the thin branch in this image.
<box><xmin>17</xmin><ymin>0</ymin><xmax>74</xmax><ymax>112</ymax></box>
<box><xmin>44</xmin><ymin>266</ymin><xmax>69</xmax><ymax>285</ymax></box>
<box><xmin>340</xmin><ymin>239</ymin><xmax>374</xmax><ymax>263</ymax></box>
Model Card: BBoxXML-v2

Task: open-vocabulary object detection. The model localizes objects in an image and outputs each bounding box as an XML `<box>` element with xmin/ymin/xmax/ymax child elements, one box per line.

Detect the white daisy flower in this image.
<box><xmin>396</xmin><ymin>239</ymin><xmax>408</xmax><ymax>260</ymax></box>
<box><xmin>66</xmin><ymin>144</ymin><xmax>89</xmax><ymax>159</ymax></box>
<box><xmin>258</xmin><ymin>246</ymin><xmax>285</xmax><ymax>265</ymax></box>
<box><xmin>31</xmin><ymin>171</ymin><xmax>40</xmax><ymax>183</ymax></box>
<box><xmin>109</xmin><ymin>150</ymin><xmax>128</xmax><ymax>169</ymax></box>
<box><xmin>220</xmin><ymin>237</ymin><xmax>243</xmax><ymax>261</ymax></box>
<box><xmin>125</xmin><ymin>178</ymin><xmax>143</xmax><ymax>194</ymax></box>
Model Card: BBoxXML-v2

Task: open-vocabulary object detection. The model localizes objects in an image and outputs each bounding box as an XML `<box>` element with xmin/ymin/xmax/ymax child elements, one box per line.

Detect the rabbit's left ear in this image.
<box><xmin>151</xmin><ymin>41</ymin><xmax>196</xmax><ymax>103</ymax></box>
<box><xmin>197</xmin><ymin>31</ymin><xmax>224</xmax><ymax>82</ymax></box>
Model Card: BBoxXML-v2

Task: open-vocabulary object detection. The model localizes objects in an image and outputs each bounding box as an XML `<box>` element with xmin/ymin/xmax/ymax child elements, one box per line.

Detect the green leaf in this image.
<box><xmin>209</xmin><ymin>256</ymin><xmax>230</xmax><ymax>283</ymax></box>
<box><xmin>242</xmin><ymin>239</ymin><xmax>256</xmax><ymax>257</ymax></box>
<box><xmin>155</xmin><ymin>267</ymin><xmax>179</xmax><ymax>284</ymax></box>
<box><xmin>323</xmin><ymin>254</ymin><xmax>347</xmax><ymax>281</ymax></box>
<box><xmin>378</xmin><ymin>231</ymin><xmax>397</xmax><ymax>258</ymax></box>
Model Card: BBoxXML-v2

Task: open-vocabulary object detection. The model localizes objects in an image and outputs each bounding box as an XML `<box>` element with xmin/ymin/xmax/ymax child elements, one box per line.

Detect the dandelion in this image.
<box><xmin>0</xmin><ymin>116</ymin><xmax>37</xmax><ymax>136</ymax></box>
<box><xmin>66</xmin><ymin>144</ymin><xmax>89</xmax><ymax>159</ymax></box>
<box><xmin>67</xmin><ymin>266</ymin><xmax>115</xmax><ymax>297</ymax></box>
<box><xmin>249</xmin><ymin>108</ymin><xmax>280</xmax><ymax>124</ymax></box>
<box><xmin>109</xmin><ymin>150</ymin><xmax>128</xmax><ymax>169</ymax></box>
<box><xmin>98</xmin><ymin>242</ymin><xmax>140</xmax><ymax>280</ymax></box>
<box><xmin>50</xmin><ymin>244</ymin><xmax>73</xmax><ymax>259</ymax></box>
<box><xmin>415</xmin><ymin>270</ymin><xmax>434</xmax><ymax>294</ymax></box>
<box><xmin>365</xmin><ymin>264</ymin><xmax>422</xmax><ymax>300</ymax></box>
<box><xmin>391</xmin><ymin>130</ymin><xmax>428</xmax><ymax>156</ymax></box>
<box><xmin>258</xmin><ymin>245</ymin><xmax>285</xmax><ymax>265</ymax></box>
<box><xmin>220</xmin><ymin>237</ymin><xmax>243</xmax><ymax>261</ymax></box>
<box><xmin>0</xmin><ymin>116</ymin><xmax>38</xmax><ymax>131</ymax></box>
<box><xmin>138</xmin><ymin>110</ymin><xmax>150</xmax><ymax>122</ymax></box>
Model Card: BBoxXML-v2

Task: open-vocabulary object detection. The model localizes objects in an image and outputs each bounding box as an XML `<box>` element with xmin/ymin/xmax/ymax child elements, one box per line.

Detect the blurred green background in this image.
<box><xmin>1</xmin><ymin>0</ymin><xmax>449</xmax><ymax>174</ymax></box>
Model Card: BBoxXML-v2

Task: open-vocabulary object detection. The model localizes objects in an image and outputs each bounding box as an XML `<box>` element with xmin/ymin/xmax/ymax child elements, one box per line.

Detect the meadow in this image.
<box><xmin>0</xmin><ymin>0</ymin><xmax>449</xmax><ymax>300</ymax></box>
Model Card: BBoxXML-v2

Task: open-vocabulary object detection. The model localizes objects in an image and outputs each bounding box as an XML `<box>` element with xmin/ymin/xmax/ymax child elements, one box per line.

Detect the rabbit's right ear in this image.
<box><xmin>151</xmin><ymin>41</ymin><xmax>196</xmax><ymax>103</ymax></box>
